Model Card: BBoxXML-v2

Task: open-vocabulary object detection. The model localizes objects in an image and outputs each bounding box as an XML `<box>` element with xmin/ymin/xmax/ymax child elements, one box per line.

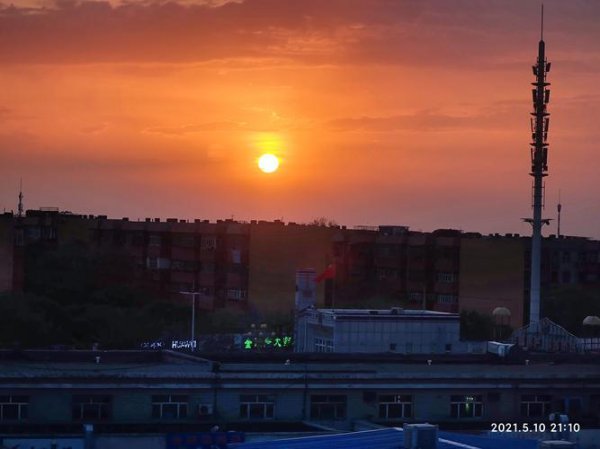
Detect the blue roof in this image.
<box><xmin>438</xmin><ymin>430</ymin><xmax>538</xmax><ymax>449</ymax></box>
<box><xmin>231</xmin><ymin>427</ymin><xmax>539</xmax><ymax>449</ymax></box>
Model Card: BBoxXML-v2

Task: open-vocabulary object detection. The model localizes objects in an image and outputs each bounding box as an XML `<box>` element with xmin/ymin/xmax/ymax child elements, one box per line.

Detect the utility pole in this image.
<box><xmin>179</xmin><ymin>281</ymin><xmax>199</xmax><ymax>350</ymax></box>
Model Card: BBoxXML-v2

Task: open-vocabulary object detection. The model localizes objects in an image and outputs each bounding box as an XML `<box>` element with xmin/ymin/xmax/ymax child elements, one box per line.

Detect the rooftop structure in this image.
<box><xmin>230</xmin><ymin>426</ymin><xmax>543</xmax><ymax>449</ymax></box>
<box><xmin>295</xmin><ymin>308</ymin><xmax>460</xmax><ymax>354</ymax></box>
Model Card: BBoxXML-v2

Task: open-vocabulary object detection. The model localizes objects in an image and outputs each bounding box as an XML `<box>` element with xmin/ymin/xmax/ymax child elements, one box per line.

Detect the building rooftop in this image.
<box><xmin>0</xmin><ymin>351</ymin><xmax>597</xmax><ymax>383</ymax></box>
<box><xmin>307</xmin><ymin>308</ymin><xmax>459</xmax><ymax>319</ymax></box>
<box><xmin>230</xmin><ymin>427</ymin><xmax>539</xmax><ymax>449</ymax></box>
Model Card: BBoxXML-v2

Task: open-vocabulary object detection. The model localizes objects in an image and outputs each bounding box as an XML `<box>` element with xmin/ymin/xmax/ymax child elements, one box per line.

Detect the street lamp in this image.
<box><xmin>179</xmin><ymin>282</ymin><xmax>199</xmax><ymax>351</ymax></box>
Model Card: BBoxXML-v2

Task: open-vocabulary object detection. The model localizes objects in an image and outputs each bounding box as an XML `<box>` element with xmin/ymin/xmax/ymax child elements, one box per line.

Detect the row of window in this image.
<box><xmin>149</xmin><ymin>235</ymin><xmax>217</xmax><ymax>249</ymax></box>
<box><xmin>147</xmin><ymin>254</ymin><xmax>242</xmax><ymax>271</ymax></box>
<box><xmin>0</xmin><ymin>394</ymin><xmax>559</xmax><ymax>422</ymax></box>
<box><xmin>375</xmin><ymin>271</ymin><xmax>457</xmax><ymax>283</ymax></box>
<box><xmin>407</xmin><ymin>292</ymin><xmax>457</xmax><ymax>304</ymax></box>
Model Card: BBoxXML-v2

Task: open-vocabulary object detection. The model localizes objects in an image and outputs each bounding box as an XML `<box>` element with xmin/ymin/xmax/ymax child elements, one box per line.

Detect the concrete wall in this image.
<box><xmin>112</xmin><ymin>393</ymin><xmax>151</xmax><ymax>422</ymax></box>
<box><xmin>297</xmin><ymin>312</ymin><xmax>460</xmax><ymax>353</ymax></box>
<box><xmin>459</xmin><ymin>237</ymin><xmax>525</xmax><ymax>328</ymax></box>
<box><xmin>334</xmin><ymin>318</ymin><xmax>460</xmax><ymax>353</ymax></box>
<box><xmin>31</xmin><ymin>392</ymin><xmax>72</xmax><ymax>423</ymax></box>
<box><xmin>0</xmin><ymin>216</ymin><xmax>14</xmax><ymax>293</ymax></box>
<box><xmin>4</xmin><ymin>386</ymin><xmax>599</xmax><ymax>428</ymax></box>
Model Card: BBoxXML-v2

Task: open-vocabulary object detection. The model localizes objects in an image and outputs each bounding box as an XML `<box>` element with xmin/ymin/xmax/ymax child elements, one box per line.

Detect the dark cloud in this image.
<box><xmin>0</xmin><ymin>131</ymin><xmax>224</xmax><ymax>172</ymax></box>
<box><xmin>1</xmin><ymin>0</ymin><xmax>598</xmax><ymax>66</ymax></box>
<box><xmin>325</xmin><ymin>107</ymin><xmax>523</xmax><ymax>133</ymax></box>
<box><xmin>327</xmin><ymin>112</ymin><xmax>472</xmax><ymax>132</ymax></box>
<box><xmin>144</xmin><ymin>121</ymin><xmax>246</xmax><ymax>135</ymax></box>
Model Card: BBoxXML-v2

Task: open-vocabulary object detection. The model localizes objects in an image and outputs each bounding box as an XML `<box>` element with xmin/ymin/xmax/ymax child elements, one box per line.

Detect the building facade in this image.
<box><xmin>0</xmin><ymin>350</ymin><xmax>598</xmax><ymax>433</ymax></box>
<box><xmin>2</xmin><ymin>210</ymin><xmax>600</xmax><ymax>325</ymax></box>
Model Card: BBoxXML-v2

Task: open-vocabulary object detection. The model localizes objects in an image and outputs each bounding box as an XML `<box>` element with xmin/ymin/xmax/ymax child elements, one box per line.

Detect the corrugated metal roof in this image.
<box><xmin>231</xmin><ymin>428</ymin><xmax>539</xmax><ymax>449</ymax></box>
<box><xmin>230</xmin><ymin>428</ymin><xmax>403</xmax><ymax>449</ymax></box>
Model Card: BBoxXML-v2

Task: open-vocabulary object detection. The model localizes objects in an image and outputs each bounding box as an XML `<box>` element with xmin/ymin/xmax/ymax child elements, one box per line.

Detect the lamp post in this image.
<box><xmin>179</xmin><ymin>282</ymin><xmax>199</xmax><ymax>351</ymax></box>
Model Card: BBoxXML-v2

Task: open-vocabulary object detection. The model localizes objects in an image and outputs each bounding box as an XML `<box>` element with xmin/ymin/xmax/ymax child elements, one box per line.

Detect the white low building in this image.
<box><xmin>295</xmin><ymin>308</ymin><xmax>460</xmax><ymax>354</ymax></box>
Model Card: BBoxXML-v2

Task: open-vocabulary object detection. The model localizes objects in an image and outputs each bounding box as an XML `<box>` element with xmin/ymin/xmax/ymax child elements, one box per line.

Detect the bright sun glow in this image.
<box><xmin>258</xmin><ymin>153</ymin><xmax>280</xmax><ymax>173</ymax></box>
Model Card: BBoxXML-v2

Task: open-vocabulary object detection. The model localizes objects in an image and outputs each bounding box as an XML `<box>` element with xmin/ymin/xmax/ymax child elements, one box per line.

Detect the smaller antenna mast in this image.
<box><xmin>557</xmin><ymin>189</ymin><xmax>562</xmax><ymax>238</ymax></box>
<box><xmin>17</xmin><ymin>178</ymin><xmax>24</xmax><ymax>218</ymax></box>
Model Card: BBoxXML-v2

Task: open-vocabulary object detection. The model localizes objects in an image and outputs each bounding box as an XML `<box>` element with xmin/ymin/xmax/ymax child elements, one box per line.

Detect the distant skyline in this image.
<box><xmin>1</xmin><ymin>0</ymin><xmax>600</xmax><ymax>238</ymax></box>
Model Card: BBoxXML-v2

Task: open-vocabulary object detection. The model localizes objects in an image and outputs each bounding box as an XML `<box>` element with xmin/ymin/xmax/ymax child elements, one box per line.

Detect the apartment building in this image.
<box><xmin>2</xmin><ymin>210</ymin><xmax>599</xmax><ymax>325</ymax></box>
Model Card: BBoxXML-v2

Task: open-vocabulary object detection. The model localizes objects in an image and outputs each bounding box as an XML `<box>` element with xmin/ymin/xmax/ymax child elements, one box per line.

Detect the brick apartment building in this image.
<box><xmin>0</xmin><ymin>210</ymin><xmax>334</xmax><ymax>314</ymax></box>
<box><xmin>1</xmin><ymin>210</ymin><xmax>599</xmax><ymax>328</ymax></box>
<box><xmin>331</xmin><ymin>226</ymin><xmax>525</xmax><ymax>326</ymax></box>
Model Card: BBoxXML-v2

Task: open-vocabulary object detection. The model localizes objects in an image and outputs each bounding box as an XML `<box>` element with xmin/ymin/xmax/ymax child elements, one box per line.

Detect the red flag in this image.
<box><xmin>315</xmin><ymin>264</ymin><xmax>336</xmax><ymax>283</ymax></box>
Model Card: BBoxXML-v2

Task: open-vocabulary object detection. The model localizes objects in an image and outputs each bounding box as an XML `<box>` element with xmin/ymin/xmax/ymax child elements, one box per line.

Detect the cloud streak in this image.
<box><xmin>1</xmin><ymin>0</ymin><xmax>598</xmax><ymax>67</ymax></box>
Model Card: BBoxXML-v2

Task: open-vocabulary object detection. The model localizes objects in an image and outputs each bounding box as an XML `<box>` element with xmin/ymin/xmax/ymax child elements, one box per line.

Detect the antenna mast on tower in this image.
<box><xmin>523</xmin><ymin>4</ymin><xmax>551</xmax><ymax>325</ymax></box>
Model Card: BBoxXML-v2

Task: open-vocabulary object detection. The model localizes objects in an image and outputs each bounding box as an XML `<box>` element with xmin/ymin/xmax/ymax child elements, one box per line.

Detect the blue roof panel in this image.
<box><xmin>231</xmin><ymin>428</ymin><xmax>540</xmax><ymax>449</ymax></box>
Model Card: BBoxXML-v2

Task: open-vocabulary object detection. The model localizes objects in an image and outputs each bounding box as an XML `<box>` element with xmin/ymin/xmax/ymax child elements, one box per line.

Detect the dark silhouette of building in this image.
<box><xmin>1</xmin><ymin>210</ymin><xmax>599</xmax><ymax>328</ymax></box>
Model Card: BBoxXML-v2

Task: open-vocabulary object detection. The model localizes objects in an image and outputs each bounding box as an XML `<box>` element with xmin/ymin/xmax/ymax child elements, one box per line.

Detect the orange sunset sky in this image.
<box><xmin>1</xmin><ymin>0</ymin><xmax>599</xmax><ymax>237</ymax></box>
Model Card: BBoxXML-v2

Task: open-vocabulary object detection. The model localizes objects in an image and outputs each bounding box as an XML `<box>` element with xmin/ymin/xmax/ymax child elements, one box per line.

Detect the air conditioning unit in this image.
<box><xmin>198</xmin><ymin>404</ymin><xmax>214</xmax><ymax>416</ymax></box>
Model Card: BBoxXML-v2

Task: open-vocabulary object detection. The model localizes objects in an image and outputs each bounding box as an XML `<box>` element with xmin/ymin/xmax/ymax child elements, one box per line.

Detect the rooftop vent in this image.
<box><xmin>403</xmin><ymin>423</ymin><xmax>438</xmax><ymax>449</ymax></box>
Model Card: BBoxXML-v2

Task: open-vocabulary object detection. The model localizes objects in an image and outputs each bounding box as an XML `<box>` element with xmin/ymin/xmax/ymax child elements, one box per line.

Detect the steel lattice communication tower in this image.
<box><xmin>523</xmin><ymin>6</ymin><xmax>551</xmax><ymax>325</ymax></box>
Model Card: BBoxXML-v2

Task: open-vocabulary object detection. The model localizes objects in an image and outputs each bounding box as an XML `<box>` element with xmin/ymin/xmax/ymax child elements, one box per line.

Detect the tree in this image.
<box><xmin>460</xmin><ymin>310</ymin><xmax>495</xmax><ymax>341</ymax></box>
<box><xmin>307</xmin><ymin>217</ymin><xmax>338</xmax><ymax>227</ymax></box>
<box><xmin>542</xmin><ymin>285</ymin><xmax>600</xmax><ymax>335</ymax></box>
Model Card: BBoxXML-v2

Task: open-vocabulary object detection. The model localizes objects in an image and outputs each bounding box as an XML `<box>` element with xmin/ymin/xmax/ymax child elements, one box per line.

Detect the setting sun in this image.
<box><xmin>258</xmin><ymin>153</ymin><xmax>280</xmax><ymax>174</ymax></box>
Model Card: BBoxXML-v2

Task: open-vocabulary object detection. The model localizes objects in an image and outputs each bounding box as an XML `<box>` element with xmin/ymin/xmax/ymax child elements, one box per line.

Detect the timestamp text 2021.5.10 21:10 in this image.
<box><xmin>490</xmin><ymin>423</ymin><xmax>581</xmax><ymax>433</ymax></box>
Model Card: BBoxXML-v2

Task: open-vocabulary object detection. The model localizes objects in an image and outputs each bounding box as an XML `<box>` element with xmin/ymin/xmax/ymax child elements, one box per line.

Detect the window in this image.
<box><xmin>171</xmin><ymin>282</ymin><xmax>194</xmax><ymax>293</ymax></box>
<box><xmin>310</xmin><ymin>395</ymin><xmax>346</xmax><ymax>420</ymax></box>
<box><xmin>0</xmin><ymin>395</ymin><xmax>28</xmax><ymax>421</ymax></box>
<box><xmin>149</xmin><ymin>234</ymin><xmax>162</xmax><ymax>246</ymax></box>
<box><xmin>152</xmin><ymin>395</ymin><xmax>188</xmax><ymax>419</ymax></box>
<box><xmin>26</xmin><ymin>227</ymin><xmax>41</xmax><ymax>240</ymax></box>
<box><xmin>314</xmin><ymin>338</ymin><xmax>334</xmax><ymax>353</ymax></box>
<box><xmin>437</xmin><ymin>272</ymin><xmax>455</xmax><ymax>283</ymax></box>
<box><xmin>377</xmin><ymin>268</ymin><xmax>398</xmax><ymax>280</ymax></box>
<box><xmin>201</xmin><ymin>236</ymin><xmax>217</xmax><ymax>250</ymax></box>
<box><xmin>437</xmin><ymin>294</ymin><xmax>457</xmax><ymax>304</ymax></box>
<box><xmin>520</xmin><ymin>394</ymin><xmax>551</xmax><ymax>418</ymax></box>
<box><xmin>131</xmin><ymin>232</ymin><xmax>145</xmax><ymax>246</ymax></box>
<box><xmin>72</xmin><ymin>395</ymin><xmax>110</xmax><ymax>421</ymax></box>
<box><xmin>239</xmin><ymin>395</ymin><xmax>274</xmax><ymax>420</ymax></box>
<box><xmin>450</xmin><ymin>395</ymin><xmax>483</xmax><ymax>418</ymax></box>
<box><xmin>146</xmin><ymin>257</ymin><xmax>171</xmax><ymax>270</ymax></box>
<box><xmin>408</xmin><ymin>292</ymin><xmax>423</xmax><ymax>302</ymax></box>
<box><xmin>378</xmin><ymin>394</ymin><xmax>412</xmax><ymax>419</ymax></box>
<box><xmin>173</xmin><ymin>235</ymin><xmax>195</xmax><ymax>247</ymax></box>
<box><xmin>376</xmin><ymin>245</ymin><xmax>393</xmax><ymax>257</ymax></box>
<box><xmin>227</xmin><ymin>289</ymin><xmax>247</xmax><ymax>301</ymax></box>
<box><xmin>171</xmin><ymin>260</ymin><xmax>199</xmax><ymax>271</ymax></box>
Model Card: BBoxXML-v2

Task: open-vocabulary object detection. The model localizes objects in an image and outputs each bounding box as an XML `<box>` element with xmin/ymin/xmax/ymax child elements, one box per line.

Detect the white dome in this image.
<box><xmin>582</xmin><ymin>315</ymin><xmax>600</xmax><ymax>326</ymax></box>
<box><xmin>492</xmin><ymin>307</ymin><xmax>511</xmax><ymax>317</ymax></box>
